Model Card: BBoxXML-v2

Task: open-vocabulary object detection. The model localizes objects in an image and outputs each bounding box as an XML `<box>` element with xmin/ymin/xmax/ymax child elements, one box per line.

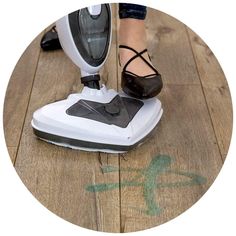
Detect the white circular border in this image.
<box><xmin>0</xmin><ymin>0</ymin><xmax>235</xmax><ymax>235</ymax></box>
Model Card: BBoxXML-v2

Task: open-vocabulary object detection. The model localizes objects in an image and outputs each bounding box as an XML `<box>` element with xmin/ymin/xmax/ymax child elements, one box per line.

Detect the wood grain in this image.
<box><xmin>119</xmin><ymin>84</ymin><xmax>223</xmax><ymax>232</ymax></box>
<box><xmin>187</xmin><ymin>28</ymin><xmax>233</xmax><ymax>160</ymax></box>
<box><xmin>6</xmin><ymin>147</ymin><xmax>17</xmax><ymax>163</ymax></box>
<box><xmin>3</xmin><ymin>33</ymin><xmax>42</xmax><ymax>163</ymax></box>
<box><xmin>3</xmin><ymin>5</ymin><xmax>232</xmax><ymax>233</ymax></box>
<box><xmin>145</xmin><ymin>9</ymin><xmax>201</xmax><ymax>85</ymax></box>
<box><xmin>14</xmin><ymin>5</ymin><xmax>121</xmax><ymax>232</ymax></box>
<box><xmin>117</xmin><ymin>9</ymin><xmax>224</xmax><ymax>232</ymax></box>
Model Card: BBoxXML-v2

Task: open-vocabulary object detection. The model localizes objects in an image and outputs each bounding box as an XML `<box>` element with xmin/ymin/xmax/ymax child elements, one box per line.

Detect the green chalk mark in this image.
<box><xmin>101</xmin><ymin>165</ymin><xmax>144</xmax><ymax>174</ymax></box>
<box><xmin>85</xmin><ymin>155</ymin><xmax>207</xmax><ymax>216</ymax></box>
<box><xmin>143</xmin><ymin>155</ymin><xmax>171</xmax><ymax>215</ymax></box>
<box><xmin>101</xmin><ymin>165</ymin><xmax>120</xmax><ymax>173</ymax></box>
<box><xmin>86</xmin><ymin>183</ymin><xmax>120</xmax><ymax>192</ymax></box>
<box><xmin>86</xmin><ymin>181</ymin><xmax>142</xmax><ymax>192</ymax></box>
<box><xmin>166</xmin><ymin>170</ymin><xmax>207</xmax><ymax>187</ymax></box>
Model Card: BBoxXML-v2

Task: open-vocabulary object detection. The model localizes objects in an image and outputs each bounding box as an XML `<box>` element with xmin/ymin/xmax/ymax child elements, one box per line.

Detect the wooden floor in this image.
<box><xmin>3</xmin><ymin>6</ymin><xmax>233</xmax><ymax>233</ymax></box>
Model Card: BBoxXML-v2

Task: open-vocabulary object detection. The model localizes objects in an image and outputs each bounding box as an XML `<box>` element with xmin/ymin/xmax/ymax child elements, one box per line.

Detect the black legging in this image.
<box><xmin>119</xmin><ymin>3</ymin><xmax>147</xmax><ymax>20</ymax></box>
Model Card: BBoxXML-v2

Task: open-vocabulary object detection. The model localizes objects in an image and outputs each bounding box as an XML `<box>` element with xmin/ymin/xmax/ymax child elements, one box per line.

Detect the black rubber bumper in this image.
<box><xmin>33</xmin><ymin>124</ymin><xmax>158</xmax><ymax>152</ymax></box>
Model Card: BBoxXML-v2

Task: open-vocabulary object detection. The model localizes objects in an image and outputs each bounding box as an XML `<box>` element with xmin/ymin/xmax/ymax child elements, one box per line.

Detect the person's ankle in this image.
<box><xmin>118</xmin><ymin>18</ymin><xmax>157</xmax><ymax>77</ymax></box>
<box><xmin>119</xmin><ymin>18</ymin><xmax>147</xmax><ymax>50</ymax></box>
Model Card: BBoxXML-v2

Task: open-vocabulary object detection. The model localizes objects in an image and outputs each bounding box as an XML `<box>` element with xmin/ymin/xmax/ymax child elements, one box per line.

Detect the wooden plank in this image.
<box><xmin>119</xmin><ymin>85</ymin><xmax>223</xmax><ymax>232</ymax></box>
<box><xmin>187</xmin><ymin>29</ymin><xmax>233</xmax><ymax>160</ymax></box>
<box><xmin>145</xmin><ymin>9</ymin><xmax>201</xmax><ymax>85</ymax></box>
<box><xmin>6</xmin><ymin>147</ymin><xmax>17</xmax><ymax>163</ymax></box>
<box><xmin>3</xmin><ymin>33</ymin><xmax>42</xmax><ymax>163</ymax></box>
<box><xmin>9</xmin><ymin>5</ymin><xmax>228</xmax><ymax>233</ymax></box>
<box><xmin>116</xmin><ymin>9</ymin><xmax>223</xmax><ymax>232</ymax></box>
<box><xmin>14</xmin><ymin>5</ymin><xmax>120</xmax><ymax>232</ymax></box>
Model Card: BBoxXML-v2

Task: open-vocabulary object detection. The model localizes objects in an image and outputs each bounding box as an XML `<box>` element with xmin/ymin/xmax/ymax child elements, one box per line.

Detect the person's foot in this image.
<box><xmin>119</xmin><ymin>18</ymin><xmax>156</xmax><ymax>77</ymax></box>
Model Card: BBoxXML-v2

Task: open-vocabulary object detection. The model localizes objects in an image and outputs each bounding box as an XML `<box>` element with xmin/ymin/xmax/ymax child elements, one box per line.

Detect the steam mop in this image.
<box><xmin>31</xmin><ymin>4</ymin><xmax>163</xmax><ymax>153</ymax></box>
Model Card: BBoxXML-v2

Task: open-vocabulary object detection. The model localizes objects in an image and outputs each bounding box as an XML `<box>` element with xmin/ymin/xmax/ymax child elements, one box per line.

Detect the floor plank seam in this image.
<box><xmin>4</xmin><ymin>9</ymin><xmax>231</xmax><ymax>232</ymax></box>
<box><xmin>185</xmin><ymin>26</ymin><xmax>224</xmax><ymax>163</ymax></box>
<box><xmin>13</xmin><ymin>46</ymin><xmax>42</xmax><ymax>166</ymax></box>
<box><xmin>118</xmin><ymin>155</ymin><xmax>123</xmax><ymax>233</ymax></box>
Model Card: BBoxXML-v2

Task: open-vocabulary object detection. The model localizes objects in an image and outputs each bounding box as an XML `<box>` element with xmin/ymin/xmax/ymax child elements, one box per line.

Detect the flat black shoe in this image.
<box><xmin>40</xmin><ymin>26</ymin><xmax>62</xmax><ymax>51</ymax></box>
<box><xmin>119</xmin><ymin>45</ymin><xmax>163</xmax><ymax>99</ymax></box>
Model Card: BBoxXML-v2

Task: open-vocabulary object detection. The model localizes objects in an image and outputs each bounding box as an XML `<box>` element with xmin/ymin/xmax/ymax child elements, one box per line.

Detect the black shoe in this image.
<box><xmin>119</xmin><ymin>45</ymin><xmax>163</xmax><ymax>99</ymax></box>
<box><xmin>40</xmin><ymin>26</ymin><xmax>62</xmax><ymax>51</ymax></box>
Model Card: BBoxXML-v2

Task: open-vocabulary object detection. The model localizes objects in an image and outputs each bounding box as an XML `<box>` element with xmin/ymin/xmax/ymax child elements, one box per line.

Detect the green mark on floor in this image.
<box><xmin>85</xmin><ymin>155</ymin><xmax>207</xmax><ymax>216</ymax></box>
